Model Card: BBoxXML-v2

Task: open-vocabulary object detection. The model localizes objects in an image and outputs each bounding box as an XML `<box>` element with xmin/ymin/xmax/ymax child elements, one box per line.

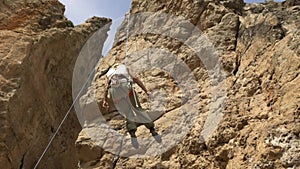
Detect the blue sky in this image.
<box><xmin>59</xmin><ymin>0</ymin><xmax>132</xmax><ymax>25</ymax></box>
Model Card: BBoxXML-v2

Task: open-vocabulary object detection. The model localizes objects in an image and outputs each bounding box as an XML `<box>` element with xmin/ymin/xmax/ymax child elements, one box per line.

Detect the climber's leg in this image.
<box><xmin>126</xmin><ymin>119</ymin><xmax>137</xmax><ymax>137</ymax></box>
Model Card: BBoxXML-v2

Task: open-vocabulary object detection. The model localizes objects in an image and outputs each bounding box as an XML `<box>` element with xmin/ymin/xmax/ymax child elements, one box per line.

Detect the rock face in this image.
<box><xmin>0</xmin><ymin>0</ymin><xmax>299</xmax><ymax>168</ymax></box>
<box><xmin>0</xmin><ymin>0</ymin><xmax>111</xmax><ymax>168</ymax></box>
<box><xmin>75</xmin><ymin>0</ymin><xmax>300</xmax><ymax>169</ymax></box>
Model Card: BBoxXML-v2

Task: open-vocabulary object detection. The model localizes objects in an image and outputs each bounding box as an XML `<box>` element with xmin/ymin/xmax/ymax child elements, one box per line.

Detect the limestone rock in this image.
<box><xmin>75</xmin><ymin>0</ymin><xmax>300</xmax><ymax>169</ymax></box>
<box><xmin>1</xmin><ymin>0</ymin><xmax>299</xmax><ymax>168</ymax></box>
<box><xmin>0</xmin><ymin>0</ymin><xmax>111</xmax><ymax>168</ymax></box>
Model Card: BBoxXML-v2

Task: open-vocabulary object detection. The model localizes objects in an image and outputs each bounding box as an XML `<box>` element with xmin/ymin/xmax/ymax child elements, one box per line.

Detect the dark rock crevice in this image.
<box><xmin>19</xmin><ymin>153</ymin><xmax>25</xmax><ymax>169</ymax></box>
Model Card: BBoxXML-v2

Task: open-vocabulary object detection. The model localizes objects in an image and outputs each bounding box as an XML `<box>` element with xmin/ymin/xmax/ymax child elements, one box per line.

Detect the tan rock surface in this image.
<box><xmin>0</xmin><ymin>0</ymin><xmax>299</xmax><ymax>168</ymax></box>
<box><xmin>0</xmin><ymin>0</ymin><xmax>111</xmax><ymax>168</ymax></box>
<box><xmin>76</xmin><ymin>0</ymin><xmax>300</xmax><ymax>169</ymax></box>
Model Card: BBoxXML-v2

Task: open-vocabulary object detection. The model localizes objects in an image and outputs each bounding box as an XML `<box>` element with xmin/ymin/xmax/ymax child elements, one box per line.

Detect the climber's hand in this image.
<box><xmin>103</xmin><ymin>100</ymin><xmax>109</xmax><ymax>110</ymax></box>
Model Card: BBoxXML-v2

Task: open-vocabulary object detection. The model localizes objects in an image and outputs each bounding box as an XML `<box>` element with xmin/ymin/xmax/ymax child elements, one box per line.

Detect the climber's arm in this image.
<box><xmin>128</xmin><ymin>69</ymin><xmax>150</xmax><ymax>96</ymax></box>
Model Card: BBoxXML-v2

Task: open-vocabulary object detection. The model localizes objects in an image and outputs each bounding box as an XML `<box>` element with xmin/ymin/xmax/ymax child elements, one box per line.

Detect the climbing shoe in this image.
<box><xmin>149</xmin><ymin>128</ymin><xmax>158</xmax><ymax>136</ymax></box>
<box><xmin>129</xmin><ymin>130</ymin><xmax>137</xmax><ymax>138</ymax></box>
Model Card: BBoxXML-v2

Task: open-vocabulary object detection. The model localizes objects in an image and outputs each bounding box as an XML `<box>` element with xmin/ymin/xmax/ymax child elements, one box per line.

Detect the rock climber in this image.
<box><xmin>102</xmin><ymin>63</ymin><xmax>158</xmax><ymax>138</ymax></box>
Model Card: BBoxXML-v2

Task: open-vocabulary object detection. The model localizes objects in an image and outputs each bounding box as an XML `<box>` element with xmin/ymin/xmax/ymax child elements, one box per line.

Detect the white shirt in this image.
<box><xmin>106</xmin><ymin>64</ymin><xmax>132</xmax><ymax>86</ymax></box>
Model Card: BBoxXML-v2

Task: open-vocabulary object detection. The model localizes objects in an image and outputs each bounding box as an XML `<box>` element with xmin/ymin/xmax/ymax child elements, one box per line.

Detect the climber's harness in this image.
<box><xmin>106</xmin><ymin>73</ymin><xmax>137</xmax><ymax>106</ymax></box>
<box><xmin>107</xmin><ymin>74</ymin><xmax>132</xmax><ymax>89</ymax></box>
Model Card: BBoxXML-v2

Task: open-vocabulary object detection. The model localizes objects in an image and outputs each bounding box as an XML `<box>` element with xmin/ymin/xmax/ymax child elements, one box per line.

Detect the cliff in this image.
<box><xmin>76</xmin><ymin>0</ymin><xmax>300</xmax><ymax>169</ymax></box>
<box><xmin>0</xmin><ymin>0</ymin><xmax>110</xmax><ymax>168</ymax></box>
<box><xmin>0</xmin><ymin>0</ymin><xmax>299</xmax><ymax>169</ymax></box>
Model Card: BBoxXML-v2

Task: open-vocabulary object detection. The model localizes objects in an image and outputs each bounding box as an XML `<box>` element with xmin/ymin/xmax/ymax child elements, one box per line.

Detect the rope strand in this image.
<box><xmin>34</xmin><ymin>58</ymin><xmax>101</xmax><ymax>169</ymax></box>
<box><xmin>34</xmin><ymin>11</ymin><xmax>133</xmax><ymax>169</ymax></box>
<box><xmin>124</xmin><ymin>12</ymin><xmax>139</xmax><ymax>108</ymax></box>
<box><xmin>112</xmin><ymin>12</ymin><xmax>134</xmax><ymax>168</ymax></box>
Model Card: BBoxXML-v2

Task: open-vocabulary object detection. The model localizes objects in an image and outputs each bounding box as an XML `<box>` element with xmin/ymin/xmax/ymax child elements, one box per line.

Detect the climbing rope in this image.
<box><xmin>111</xmin><ymin>12</ymin><xmax>134</xmax><ymax>168</ymax></box>
<box><xmin>33</xmin><ymin>60</ymin><xmax>99</xmax><ymax>169</ymax></box>
<box><xmin>34</xmin><ymin>11</ymin><xmax>133</xmax><ymax>169</ymax></box>
<box><xmin>125</xmin><ymin>12</ymin><xmax>130</xmax><ymax>58</ymax></box>
<box><xmin>124</xmin><ymin>12</ymin><xmax>139</xmax><ymax>108</ymax></box>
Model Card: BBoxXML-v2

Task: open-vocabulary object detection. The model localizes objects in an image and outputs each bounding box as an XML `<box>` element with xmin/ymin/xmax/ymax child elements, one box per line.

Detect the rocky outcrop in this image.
<box><xmin>0</xmin><ymin>0</ymin><xmax>111</xmax><ymax>168</ymax></box>
<box><xmin>76</xmin><ymin>0</ymin><xmax>299</xmax><ymax>169</ymax></box>
<box><xmin>0</xmin><ymin>0</ymin><xmax>298</xmax><ymax>168</ymax></box>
